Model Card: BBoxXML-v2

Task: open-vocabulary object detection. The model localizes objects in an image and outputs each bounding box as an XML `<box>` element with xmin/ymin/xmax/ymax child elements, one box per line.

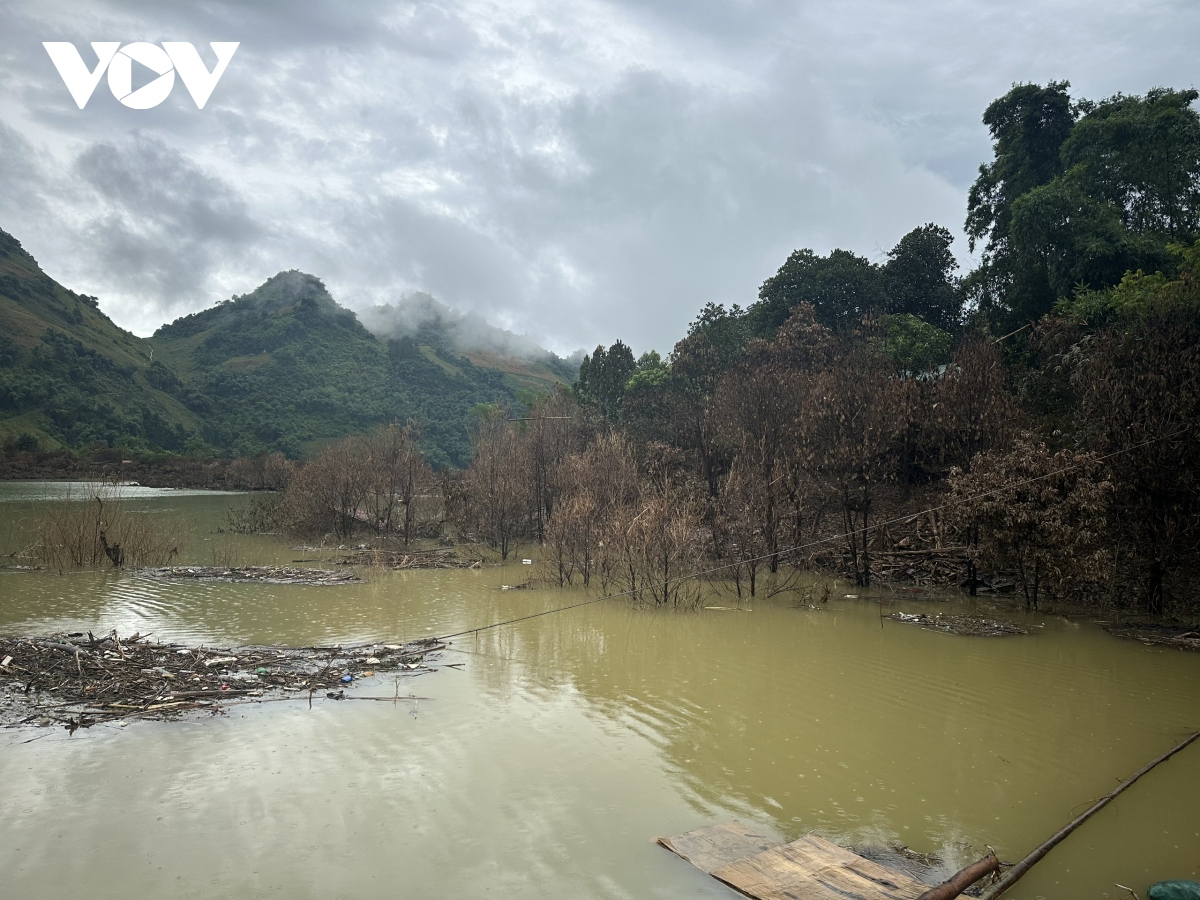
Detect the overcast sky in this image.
<box><xmin>1</xmin><ymin>1</ymin><xmax>1196</xmax><ymax>356</ymax></box>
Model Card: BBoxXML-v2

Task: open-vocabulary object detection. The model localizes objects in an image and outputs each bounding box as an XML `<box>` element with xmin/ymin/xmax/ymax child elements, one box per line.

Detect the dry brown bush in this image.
<box><xmin>35</xmin><ymin>486</ymin><xmax>188</xmax><ymax>570</ymax></box>
<box><xmin>947</xmin><ymin>436</ymin><xmax>1113</xmax><ymax>609</ymax></box>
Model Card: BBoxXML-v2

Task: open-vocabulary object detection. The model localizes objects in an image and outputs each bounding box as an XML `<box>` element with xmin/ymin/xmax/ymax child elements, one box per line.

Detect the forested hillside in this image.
<box><xmin>0</xmin><ymin>238</ymin><xmax>573</xmax><ymax>467</ymax></box>
<box><xmin>0</xmin><ymin>230</ymin><xmax>197</xmax><ymax>451</ymax></box>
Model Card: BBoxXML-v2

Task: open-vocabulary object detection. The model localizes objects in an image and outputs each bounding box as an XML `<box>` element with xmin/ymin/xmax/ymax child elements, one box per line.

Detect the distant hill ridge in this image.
<box><xmin>0</xmin><ymin>227</ymin><xmax>576</xmax><ymax>466</ymax></box>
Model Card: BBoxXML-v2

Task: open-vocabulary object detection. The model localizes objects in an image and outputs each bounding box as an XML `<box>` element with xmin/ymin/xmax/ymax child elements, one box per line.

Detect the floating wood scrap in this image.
<box><xmin>0</xmin><ymin>630</ymin><xmax>448</xmax><ymax>731</ymax></box>
<box><xmin>886</xmin><ymin>612</ymin><xmax>1028</xmax><ymax>637</ymax></box>
<box><xmin>139</xmin><ymin>565</ymin><xmax>365</xmax><ymax>585</ymax></box>
<box><xmin>658</xmin><ymin>822</ymin><xmax>1000</xmax><ymax>900</ymax></box>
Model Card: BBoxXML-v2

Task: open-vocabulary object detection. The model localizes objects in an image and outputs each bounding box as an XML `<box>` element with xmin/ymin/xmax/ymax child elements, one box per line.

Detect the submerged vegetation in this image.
<box><xmin>23</xmin><ymin>484</ymin><xmax>189</xmax><ymax>570</ymax></box>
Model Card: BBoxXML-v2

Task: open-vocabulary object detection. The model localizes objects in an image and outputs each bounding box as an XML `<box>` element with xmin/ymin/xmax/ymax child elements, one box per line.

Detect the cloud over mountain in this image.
<box><xmin>0</xmin><ymin>0</ymin><xmax>1196</xmax><ymax>355</ymax></box>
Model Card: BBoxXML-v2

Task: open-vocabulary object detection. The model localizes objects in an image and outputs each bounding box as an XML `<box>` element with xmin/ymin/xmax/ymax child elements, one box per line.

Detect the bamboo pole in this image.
<box><xmin>979</xmin><ymin>731</ymin><xmax>1200</xmax><ymax>900</ymax></box>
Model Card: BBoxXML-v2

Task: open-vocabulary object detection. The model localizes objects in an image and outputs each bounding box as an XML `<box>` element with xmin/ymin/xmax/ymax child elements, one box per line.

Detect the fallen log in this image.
<box><xmin>35</xmin><ymin>640</ymin><xmax>87</xmax><ymax>654</ymax></box>
<box><xmin>916</xmin><ymin>852</ymin><xmax>1001</xmax><ymax>900</ymax></box>
<box><xmin>979</xmin><ymin>731</ymin><xmax>1200</xmax><ymax>900</ymax></box>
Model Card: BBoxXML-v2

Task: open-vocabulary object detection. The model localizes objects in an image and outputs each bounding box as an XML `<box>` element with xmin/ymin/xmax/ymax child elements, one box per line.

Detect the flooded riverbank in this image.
<box><xmin>1</xmin><ymin>485</ymin><xmax>1198</xmax><ymax>899</ymax></box>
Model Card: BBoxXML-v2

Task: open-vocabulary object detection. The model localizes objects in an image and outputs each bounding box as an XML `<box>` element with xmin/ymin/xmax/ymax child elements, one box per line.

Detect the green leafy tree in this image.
<box><xmin>1062</xmin><ymin>88</ymin><xmax>1200</xmax><ymax>240</ymax></box>
<box><xmin>1006</xmin><ymin>177</ymin><xmax>1165</xmax><ymax>304</ymax></box>
<box><xmin>968</xmin><ymin>83</ymin><xmax>1200</xmax><ymax>330</ymax></box>
<box><xmin>626</xmin><ymin>350</ymin><xmax>668</xmax><ymax>393</ymax></box>
<box><xmin>967</xmin><ymin>81</ymin><xmax>1076</xmax><ymax>255</ymax></box>
<box><xmin>874</xmin><ymin>314</ymin><xmax>953</xmax><ymax>375</ymax></box>
<box><xmin>751</xmin><ymin>248</ymin><xmax>883</xmax><ymax>335</ymax></box>
<box><xmin>576</xmin><ymin>340</ymin><xmax>636</xmax><ymax>418</ymax></box>
<box><xmin>966</xmin><ymin>81</ymin><xmax>1077</xmax><ymax>327</ymax></box>
<box><xmin>883</xmin><ymin>224</ymin><xmax>963</xmax><ymax>330</ymax></box>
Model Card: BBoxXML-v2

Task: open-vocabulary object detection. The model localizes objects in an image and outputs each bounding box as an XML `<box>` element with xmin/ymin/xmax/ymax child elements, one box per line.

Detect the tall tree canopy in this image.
<box><xmin>883</xmin><ymin>223</ymin><xmax>963</xmax><ymax>331</ymax></box>
<box><xmin>576</xmin><ymin>340</ymin><xmax>636</xmax><ymax>418</ymax></box>
<box><xmin>967</xmin><ymin>82</ymin><xmax>1200</xmax><ymax>331</ymax></box>
<box><xmin>752</xmin><ymin>248</ymin><xmax>883</xmax><ymax>335</ymax></box>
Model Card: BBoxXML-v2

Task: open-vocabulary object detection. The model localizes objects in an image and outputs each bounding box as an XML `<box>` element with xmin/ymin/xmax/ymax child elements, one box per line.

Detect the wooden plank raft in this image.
<box><xmin>659</xmin><ymin>822</ymin><xmax>929</xmax><ymax>900</ymax></box>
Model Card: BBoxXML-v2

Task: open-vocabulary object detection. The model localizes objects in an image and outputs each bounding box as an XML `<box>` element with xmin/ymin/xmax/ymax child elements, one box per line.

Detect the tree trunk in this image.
<box><xmin>860</xmin><ymin>502</ymin><xmax>871</xmax><ymax>588</ymax></box>
<box><xmin>1147</xmin><ymin>559</ymin><xmax>1165</xmax><ymax>615</ymax></box>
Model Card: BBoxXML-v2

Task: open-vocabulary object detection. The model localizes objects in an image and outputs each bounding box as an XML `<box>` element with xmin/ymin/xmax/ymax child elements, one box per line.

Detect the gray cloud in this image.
<box><xmin>69</xmin><ymin>135</ymin><xmax>261</xmax><ymax>323</ymax></box>
<box><xmin>0</xmin><ymin>0</ymin><xmax>1196</xmax><ymax>355</ymax></box>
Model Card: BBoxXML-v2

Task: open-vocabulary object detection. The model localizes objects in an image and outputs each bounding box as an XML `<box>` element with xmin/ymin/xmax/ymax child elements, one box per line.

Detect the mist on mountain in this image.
<box><xmin>358</xmin><ymin>292</ymin><xmax>582</xmax><ymax>370</ymax></box>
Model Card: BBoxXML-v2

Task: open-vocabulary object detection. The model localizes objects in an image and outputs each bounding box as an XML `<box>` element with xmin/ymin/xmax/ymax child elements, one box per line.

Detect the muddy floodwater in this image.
<box><xmin>1</xmin><ymin>484</ymin><xmax>1199</xmax><ymax>900</ymax></box>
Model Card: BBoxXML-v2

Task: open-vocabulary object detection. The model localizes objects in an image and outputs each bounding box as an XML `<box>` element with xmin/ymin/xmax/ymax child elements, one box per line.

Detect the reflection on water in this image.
<box><xmin>1</xmin><ymin>486</ymin><xmax>1199</xmax><ymax>899</ymax></box>
<box><xmin>0</xmin><ymin>480</ymin><xmax>241</xmax><ymax>503</ymax></box>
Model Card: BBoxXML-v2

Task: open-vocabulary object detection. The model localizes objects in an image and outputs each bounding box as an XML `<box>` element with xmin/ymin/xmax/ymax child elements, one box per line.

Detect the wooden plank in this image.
<box><xmin>710</xmin><ymin>834</ymin><xmax>928</xmax><ymax>900</ymax></box>
<box><xmin>657</xmin><ymin>822</ymin><xmax>780</xmax><ymax>874</ymax></box>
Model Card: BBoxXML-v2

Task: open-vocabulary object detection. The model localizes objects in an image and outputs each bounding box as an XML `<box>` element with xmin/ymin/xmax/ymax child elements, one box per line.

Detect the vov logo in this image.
<box><xmin>43</xmin><ymin>42</ymin><xmax>239</xmax><ymax>110</ymax></box>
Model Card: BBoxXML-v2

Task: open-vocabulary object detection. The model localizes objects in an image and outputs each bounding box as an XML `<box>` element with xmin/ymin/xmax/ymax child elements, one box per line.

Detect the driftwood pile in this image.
<box><xmin>870</xmin><ymin>549</ymin><xmax>969</xmax><ymax>586</ymax></box>
<box><xmin>287</xmin><ymin>546</ymin><xmax>483</xmax><ymax>570</ymax></box>
<box><xmin>887</xmin><ymin>612</ymin><xmax>1029</xmax><ymax>637</ymax></box>
<box><xmin>332</xmin><ymin>547</ymin><xmax>482</xmax><ymax>570</ymax></box>
<box><xmin>0</xmin><ymin>630</ymin><xmax>449</xmax><ymax>732</ymax></box>
<box><xmin>139</xmin><ymin>566</ymin><xmax>365</xmax><ymax>585</ymax></box>
<box><xmin>1102</xmin><ymin>624</ymin><xmax>1200</xmax><ymax>652</ymax></box>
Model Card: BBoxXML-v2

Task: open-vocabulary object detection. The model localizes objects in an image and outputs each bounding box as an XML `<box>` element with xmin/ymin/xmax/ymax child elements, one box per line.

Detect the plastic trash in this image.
<box><xmin>1149</xmin><ymin>883</ymin><xmax>1200</xmax><ymax>900</ymax></box>
<box><xmin>340</xmin><ymin>674</ymin><xmax>353</xmax><ymax>683</ymax></box>
<box><xmin>255</xmin><ymin>667</ymin><xmax>269</xmax><ymax>675</ymax></box>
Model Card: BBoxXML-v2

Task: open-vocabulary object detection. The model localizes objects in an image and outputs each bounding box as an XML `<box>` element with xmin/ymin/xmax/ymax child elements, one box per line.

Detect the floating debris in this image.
<box><xmin>0</xmin><ymin>630</ymin><xmax>448</xmax><ymax>731</ymax></box>
<box><xmin>139</xmin><ymin>565</ymin><xmax>365</xmax><ymax>585</ymax></box>
<box><xmin>1102</xmin><ymin>623</ymin><xmax>1200</xmax><ymax>652</ymax></box>
<box><xmin>886</xmin><ymin>611</ymin><xmax>1028</xmax><ymax>636</ymax></box>
<box><xmin>334</xmin><ymin>547</ymin><xmax>483</xmax><ymax>570</ymax></box>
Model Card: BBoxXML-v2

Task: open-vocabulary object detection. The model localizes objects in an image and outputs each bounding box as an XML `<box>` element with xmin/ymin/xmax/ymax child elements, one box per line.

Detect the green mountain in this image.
<box><xmin>0</xmin><ymin>229</ymin><xmax>197</xmax><ymax>451</ymax></box>
<box><xmin>0</xmin><ymin>227</ymin><xmax>573</xmax><ymax>467</ymax></box>
<box><xmin>148</xmin><ymin>271</ymin><xmax>568</xmax><ymax>467</ymax></box>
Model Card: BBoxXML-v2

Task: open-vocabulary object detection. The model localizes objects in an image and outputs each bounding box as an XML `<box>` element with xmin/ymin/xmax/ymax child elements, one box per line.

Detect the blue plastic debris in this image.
<box><xmin>1149</xmin><ymin>883</ymin><xmax>1200</xmax><ymax>900</ymax></box>
<box><xmin>340</xmin><ymin>674</ymin><xmax>353</xmax><ymax>683</ymax></box>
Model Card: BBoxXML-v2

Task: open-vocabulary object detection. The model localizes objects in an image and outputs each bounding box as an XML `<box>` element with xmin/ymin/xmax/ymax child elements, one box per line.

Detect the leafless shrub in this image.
<box><xmin>278</xmin><ymin>423</ymin><xmax>438</xmax><ymax>541</ymax></box>
<box><xmin>35</xmin><ymin>485</ymin><xmax>188</xmax><ymax>570</ymax></box>
<box><xmin>540</xmin><ymin>433</ymin><xmax>638</xmax><ymax>587</ymax></box>
<box><xmin>460</xmin><ymin>408</ymin><xmax>528</xmax><ymax>559</ymax></box>
<box><xmin>602</xmin><ymin>475</ymin><xmax>706</xmax><ymax>609</ymax></box>
<box><xmin>227</xmin><ymin>452</ymin><xmax>294</xmax><ymax>491</ymax></box>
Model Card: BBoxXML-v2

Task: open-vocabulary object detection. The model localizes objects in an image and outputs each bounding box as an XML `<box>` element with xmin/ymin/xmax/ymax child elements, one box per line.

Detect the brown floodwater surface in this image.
<box><xmin>1</xmin><ymin>485</ymin><xmax>1198</xmax><ymax>899</ymax></box>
